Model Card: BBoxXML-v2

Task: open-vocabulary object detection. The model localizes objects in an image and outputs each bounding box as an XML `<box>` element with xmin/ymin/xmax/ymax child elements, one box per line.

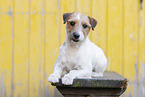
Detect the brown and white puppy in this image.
<box><xmin>48</xmin><ymin>12</ymin><xmax>107</xmax><ymax>85</ymax></box>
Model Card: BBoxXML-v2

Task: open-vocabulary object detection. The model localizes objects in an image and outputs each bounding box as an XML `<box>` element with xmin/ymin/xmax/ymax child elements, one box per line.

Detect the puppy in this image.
<box><xmin>48</xmin><ymin>12</ymin><xmax>107</xmax><ymax>85</ymax></box>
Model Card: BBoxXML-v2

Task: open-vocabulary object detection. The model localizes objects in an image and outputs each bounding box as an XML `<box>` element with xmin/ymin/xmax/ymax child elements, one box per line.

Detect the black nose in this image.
<box><xmin>73</xmin><ymin>32</ymin><xmax>80</xmax><ymax>39</ymax></box>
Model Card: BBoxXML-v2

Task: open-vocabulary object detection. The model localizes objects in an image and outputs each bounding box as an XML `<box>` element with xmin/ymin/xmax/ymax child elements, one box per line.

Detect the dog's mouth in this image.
<box><xmin>72</xmin><ymin>38</ymin><xmax>79</xmax><ymax>42</ymax></box>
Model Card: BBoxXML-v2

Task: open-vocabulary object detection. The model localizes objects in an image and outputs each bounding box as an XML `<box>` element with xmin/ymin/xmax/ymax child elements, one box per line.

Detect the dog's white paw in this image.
<box><xmin>48</xmin><ymin>73</ymin><xmax>59</xmax><ymax>83</ymax></box>
<box><xmin>62</xmin><ymin>75</ymin><xmax>73</xmax><ymax>85</ymax></box>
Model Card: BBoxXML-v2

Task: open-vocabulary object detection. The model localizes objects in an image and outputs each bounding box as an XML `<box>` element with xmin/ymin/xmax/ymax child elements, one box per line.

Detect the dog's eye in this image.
<box><xmin>70</xmin><ymin>22</ymin><xmax>75</xmax><ymax>26</ymax></box>
<box><xmin>83</xmin><ymin>24</ymin><xmax>88</xmax><ymax>29</ymax></box>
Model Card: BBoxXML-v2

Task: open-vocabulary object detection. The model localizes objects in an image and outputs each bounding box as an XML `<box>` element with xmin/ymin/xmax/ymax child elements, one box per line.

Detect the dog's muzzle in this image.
<box><xmin>72</xmin><ymin>32</ymin><xmax>80</xmax><ymax>42</ymax></box>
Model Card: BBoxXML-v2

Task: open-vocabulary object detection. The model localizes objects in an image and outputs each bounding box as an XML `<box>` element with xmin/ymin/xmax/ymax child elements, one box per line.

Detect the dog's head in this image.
<box><xmin>63</xmin><ymin>12</ymin><xmax>97</xmax><ymax>43</ymax></box>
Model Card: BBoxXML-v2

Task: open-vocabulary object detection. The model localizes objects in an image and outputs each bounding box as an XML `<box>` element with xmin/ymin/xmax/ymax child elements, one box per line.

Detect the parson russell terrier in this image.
<box><xmin>48</xmin><ymin>12</ymin><xmax>107</xmax><ymax>85</ymax></box>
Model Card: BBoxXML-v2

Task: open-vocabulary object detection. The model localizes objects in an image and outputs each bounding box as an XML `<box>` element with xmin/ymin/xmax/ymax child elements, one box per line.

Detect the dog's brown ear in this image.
<box><xmin>63</xmin><ymin>13</ymin><xmax>72</xmax><ymax>24</ymax></box>
<box><xmin>88</xmin><ymin>16</ymin><xmax>97</xmax><ymax>30</ymax></box>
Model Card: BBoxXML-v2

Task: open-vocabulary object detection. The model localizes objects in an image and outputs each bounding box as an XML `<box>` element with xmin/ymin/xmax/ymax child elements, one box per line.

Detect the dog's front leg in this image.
<box><xmin>48</xmin><ymin>58</ymin><xmax>64</xmax><ymax>83</ymax></box>
<box><xmin>62</xmin><ymin>64</ymin><xmax>92</xmax><ymax>85</ymax></box>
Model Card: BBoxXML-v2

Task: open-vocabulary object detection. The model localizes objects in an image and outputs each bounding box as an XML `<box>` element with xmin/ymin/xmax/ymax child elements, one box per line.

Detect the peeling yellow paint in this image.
<box><xmin>0</xmin><ymin>0</ymin><xmax>145</xmax><ymax>97</ymax></box>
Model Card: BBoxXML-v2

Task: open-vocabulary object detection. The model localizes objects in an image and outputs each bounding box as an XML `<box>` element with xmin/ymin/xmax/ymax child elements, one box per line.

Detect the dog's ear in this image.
<box><xmin>63</xmin><ymin>13</ymin><xmax>72</xmax><ymax>24</ymax></box>
<box><xmin>88</xmin><ymin>16</ymin><xmax>97</xmax><ymax>30</ymax></box>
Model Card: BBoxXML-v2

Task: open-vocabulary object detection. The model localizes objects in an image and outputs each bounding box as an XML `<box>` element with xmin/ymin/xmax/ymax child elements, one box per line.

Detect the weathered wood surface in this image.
<box><xmin>51</xmin><ymin>71</ymin><xmax>128</xmax><ymax>97</ymax></box>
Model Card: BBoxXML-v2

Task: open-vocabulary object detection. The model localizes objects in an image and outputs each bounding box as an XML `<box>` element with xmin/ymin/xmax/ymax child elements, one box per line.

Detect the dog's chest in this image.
<box><xmin>66</xmin><ymin>50</ymin><xmax>79</xmax><ymax>63</ymax></box>
<box><xmin>61</xmin><ymin>46</ymin><xmax>82</xmax><ymax>70</ymax></box>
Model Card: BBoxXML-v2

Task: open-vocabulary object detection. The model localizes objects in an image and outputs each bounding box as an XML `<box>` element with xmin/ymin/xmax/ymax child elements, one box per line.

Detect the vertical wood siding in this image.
<box><xmin>0</xmin><ymin>0</ymin><xmax>145</xmax><ymax>97</ymax></box>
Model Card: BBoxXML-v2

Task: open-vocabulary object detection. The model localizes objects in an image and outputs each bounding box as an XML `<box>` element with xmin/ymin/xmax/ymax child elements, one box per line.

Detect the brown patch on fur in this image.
<box><xmin>63</xmin><ymin>12</ymin><xmax>74</xmax><ymax>24</ymax></box>
<box><xmin>66</xmin><ymin>19</ymin><xmax>79</xmax><ymax>33</ymax></box>
<box><xmin>81</xmin><ymin>18</ymin><xmax>91</xmax><ymax>37</ymax></box>
<box><xmin>88</xmin><ymin>16</ymin><xmax>97</xmax><ymax>30</ymax></box>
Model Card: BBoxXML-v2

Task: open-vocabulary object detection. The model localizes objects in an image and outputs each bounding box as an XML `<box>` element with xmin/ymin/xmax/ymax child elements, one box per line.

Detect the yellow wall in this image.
<box><xmin>0</xmin><ymin>0</ymin><xmax>145</xmax><ymax>97</ymax></box>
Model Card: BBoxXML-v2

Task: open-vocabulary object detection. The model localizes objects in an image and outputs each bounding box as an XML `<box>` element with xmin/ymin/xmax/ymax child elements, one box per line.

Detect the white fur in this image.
<box><xmin>48</xmin><ymin>14</ymin><xmax>107</xmax><ymax>85</ymax></box>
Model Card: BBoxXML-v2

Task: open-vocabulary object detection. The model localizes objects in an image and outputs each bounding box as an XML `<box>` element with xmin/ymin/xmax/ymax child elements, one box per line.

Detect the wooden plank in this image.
<box><xmin>53</xmin><ymin>71</ymin><xmax>128</xmax><ymax>88</ymax></box>
<box><xmin>59</xmin><ymin>0</ymin><xmax>75</xmax><ymax>45</ymax></box>
<box><xmin>53</xmin><ymin>71</ymin><xmax>128</xmax><ymax>97</ymax></box>
<box><xmin>45</xmin><ymin>0</ymin><xmax>60</xmax><ymax>97</ymax></box>
<box><xmin>138</xmin><ymin>1</ymin><xmax>145</xmax><ymax>97</ymax></box>
<box><xmin>123</xmin><ymin>0</ymin><xmax>139</xmax><ymax>96</ymax></box>
<box><xmin>76</xmin><ymin>0</ymin><xmax>91</xmax><ymax>15</ymax></box>
<box><xmin>76</xmin><ymin>0</ymin><xmax>92</xmax><ymax>40</ymax></box>
<box><xmin>107</xmin><ymin>0</ymin><xmax>123</xmax><ymax>74</ymax></box>
<box><xmin>0</xmin><ymin>0</ymin><xmax>13</xmax><ymax>13</ymax></box>
<box><xmin>29</xmin><ymin>0</ymin><xmax>45</xmax><ymax>97</ymax></box>
<box><xmin>13</xmin><ymin>0</ymin><xmax>29</xmax><ymax>97</ymax></box>
<box><xmin>91</xmin><ymin>0</ymin><xmax>107</xmax><ymax>58</ymax></box>
<box><xmin>0</xmin><ymin>0</ymin><xmax>13</xmax><ymax>97</ymax></box>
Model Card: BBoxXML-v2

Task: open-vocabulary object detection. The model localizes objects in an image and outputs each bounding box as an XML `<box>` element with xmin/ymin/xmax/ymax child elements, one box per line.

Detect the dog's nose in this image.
<box><xmin>73</xmin><ymin>32</ymin><xmax>80</xmax><ymax>39</ymax></box>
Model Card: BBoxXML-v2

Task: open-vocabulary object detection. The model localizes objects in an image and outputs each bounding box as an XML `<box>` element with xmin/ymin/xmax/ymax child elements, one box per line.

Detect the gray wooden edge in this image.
<box><xmin>51</xmin><ymin>71</ymin><xmax>128</xmax><ymax>89</ymax></box>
